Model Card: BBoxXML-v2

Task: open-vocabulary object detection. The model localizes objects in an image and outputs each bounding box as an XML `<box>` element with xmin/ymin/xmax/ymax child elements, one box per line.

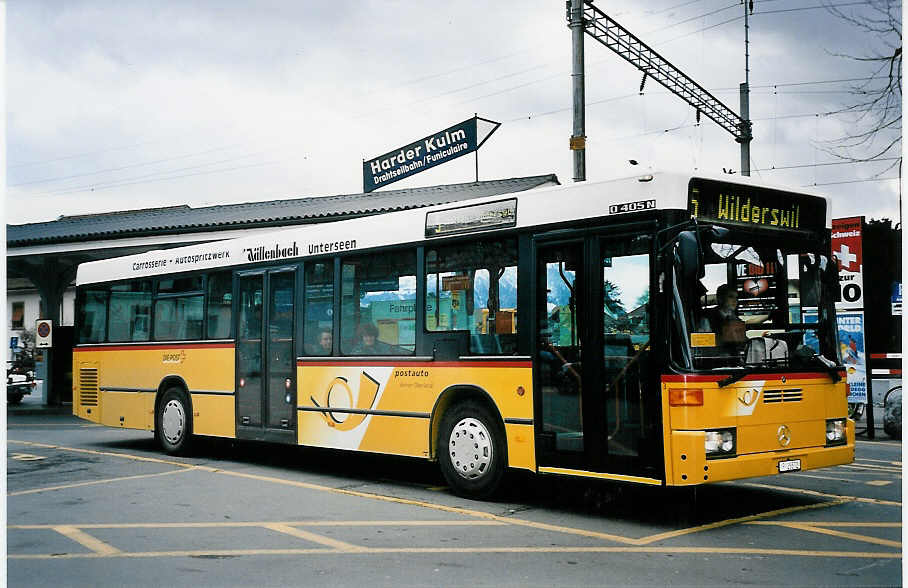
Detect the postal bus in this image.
<box><xmin>72</xmin><ymin>172</ymin><xmax>853</xmax><ymax>497</ymax></box>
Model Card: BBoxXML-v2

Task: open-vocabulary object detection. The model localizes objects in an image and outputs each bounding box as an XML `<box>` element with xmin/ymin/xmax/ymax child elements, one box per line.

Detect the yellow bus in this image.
<box><xmin>73</xmin><ymin>172</ymin><xmax>853</xmax><ymax>497</ymax></box>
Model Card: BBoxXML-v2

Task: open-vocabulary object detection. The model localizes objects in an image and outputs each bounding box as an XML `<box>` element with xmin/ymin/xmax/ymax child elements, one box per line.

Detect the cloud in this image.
<box><xmin>6</xmin><ymin>1</ymin><xmax>900</xmax><ymax>224</ymax></box>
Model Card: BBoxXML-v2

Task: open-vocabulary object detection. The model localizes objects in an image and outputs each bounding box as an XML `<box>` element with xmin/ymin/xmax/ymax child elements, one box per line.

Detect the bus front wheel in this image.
<box><xmin>155</xmin><ymin>387</ymin><xmax>193</xmax><ymax>455</ymax></box>
<box><xmin>438</xmin><ymin>400</ymin><xmax>505</xmax><ymax>499</ymax></box>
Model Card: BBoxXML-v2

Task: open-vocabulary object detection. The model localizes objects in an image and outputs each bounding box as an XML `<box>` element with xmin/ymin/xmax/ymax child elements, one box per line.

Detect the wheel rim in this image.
<box><xmin>161</xmin><ymin>399</ymin><xmax>185</xmax><ymax>445</ymax></box>
<box><xmin>449</xmin><ymin>417</ymin><xmax>493</xmax><ymax>480</ymax></box>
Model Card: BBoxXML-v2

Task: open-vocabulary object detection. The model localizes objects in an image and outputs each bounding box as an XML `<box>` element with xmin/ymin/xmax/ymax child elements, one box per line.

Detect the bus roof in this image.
<box><xmin>75</xmin><ymin>171</ymin><xmax>830</xmax><ymax>285</ymax></box>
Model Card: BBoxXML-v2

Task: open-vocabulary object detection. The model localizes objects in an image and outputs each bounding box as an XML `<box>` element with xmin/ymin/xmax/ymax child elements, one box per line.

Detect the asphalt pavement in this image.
<box><xmin>6</xmin><ymin>409</ymin><xmax>903</xmax><ymax>587</ymax></box>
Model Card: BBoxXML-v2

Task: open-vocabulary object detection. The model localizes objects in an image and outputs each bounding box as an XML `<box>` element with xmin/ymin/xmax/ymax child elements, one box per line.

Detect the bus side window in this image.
<box><xmin>154</xmin><ymin>276</ymin><xmax>204</xmax><ymax>341</ymax></box>
<box><xmin>206</xmin><ymin>271</ymin><xmax>233</xmax><ymax>339</ymax></box>
<box><xmin>304</xmin><ymin>262</ymin><xmax>335</xmax><ymax>356</ymax></box>
<box><xmin>425</xmin><ymin>238</ymin><xmax>518</xmax><ymax>355</ymax></box>
<box><xmin>108</xmin><ymin>280</ymin><xmax>152</xmax><ymax>342</ymax></box>
<box><xmin>77</xmin><ymin>288</ymin><xmax>109</xmax><ymax>343</ymax></box>
<box><xmin>341</xmin><ymin>250</ymin><xmax>416</xmax><ymax>355</ymax></box>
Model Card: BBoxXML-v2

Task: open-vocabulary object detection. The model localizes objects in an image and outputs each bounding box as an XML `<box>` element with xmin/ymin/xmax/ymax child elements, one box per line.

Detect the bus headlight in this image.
<box><xmin>705</xmin><ymin>428</ymin><xmax>736</xmax><ymax>458</ymax></box>
<box><xmin>826</xmin><ymin>418</ymin><xmax>846</xmax><ymax>446</ymax></box>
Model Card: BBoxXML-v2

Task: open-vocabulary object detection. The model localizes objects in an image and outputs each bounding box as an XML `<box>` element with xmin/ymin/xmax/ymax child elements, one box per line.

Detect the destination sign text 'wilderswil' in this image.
<box><xmin>688</xmin><ymin>178</ymin><xmax>826</xmax><ymax>232</ymax></box>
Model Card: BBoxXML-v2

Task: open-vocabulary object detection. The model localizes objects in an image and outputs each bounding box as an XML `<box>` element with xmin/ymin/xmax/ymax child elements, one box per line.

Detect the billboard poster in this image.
<box><xmin>831</xmin><ymin>217</ymin><xmax>864</xmax><ymax>309</ymax></box>
<box><xmin>837</xmin><ymin>311</ymin><xmax>868</xmax><ymax>404</ymax></box>
<box><xmin>802</xmin><ymin>309</ymin><xmax>868</xmax><ymax>404</ymax></box>
<box><xmin>363</xmin><ymin>116</ymin><xmax>500</xmax><ymax>192</ymax></box>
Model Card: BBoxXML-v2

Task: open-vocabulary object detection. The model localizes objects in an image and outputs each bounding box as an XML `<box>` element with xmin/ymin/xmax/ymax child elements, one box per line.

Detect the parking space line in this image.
<box><xmin>9</xmin><ymin>520</ymin><xmax>507</xmax><ymax>530</ymax></box>
<box><xmin>53</xmin><ymin>526</ymin><xmax>121</xmax><ymax>556</ymax></box>
<box><xmin>264</xmin><ymin>523</ymin><xmax>368</xmax><ymax>552</ymax></box>
<box><xmin>747</xmin><ymin>521</ymin><xmax>901</xmax><ymax>548</ymax></box>
<box><xmin>855</xmin><ymin>458</ymin><xmax>901</xmax><ymax>466</ymax></box>
<box><xmin>10</xmin><ymin>439</ymin><xmax>895</xmax><ymax>551</ymax></box>
<box><xmin>9</xmin><ymin>468</ymin><xmax>195</xmax><ymax>497</ymax></box>
<box><xmin>743</xmin><ymin>483</ymin><xmax>902</xmax><ymax>507</ymax></box>
<box><xmin>8</xmin><ymin>440</ymin><xmax>193</xmax><ymax>469</ymax></box>
<box><xmin>792</xmin><ymin>473</ymin><xmax>867</xmax><ymax>483</ymax></box>
<box><xmin>840</xmin><ymin>463</ymin><xmax>902</xmax><ymax>474</ymax></box>
<box><xmin>635</xmin><ymin>500</ymin><xmax>843</xmax><ymax>545</ymax></box>
<box><xmin>7</xmin><ymin>545</ymin><xmax>902</xmax><ymax>560</ymax></box>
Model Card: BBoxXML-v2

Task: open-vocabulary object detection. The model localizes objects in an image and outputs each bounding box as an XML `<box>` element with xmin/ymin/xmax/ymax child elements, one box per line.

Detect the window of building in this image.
<box><xmin>426</xmin><ymin>238</ymin><xmax>518</xmax><ymax>354</ymax></box>
<box><xmin>206</xmin><ymin>271</ymin><xmax>233</xmax><ymax>339</ymax></box>
<box><xmin>108</xmin><ymin>281</ymin><xmax>152</xmax><ymax>342</ymax></box>
<box><xmin>11</xmin><ymin>302</ymin><xmax>24</xmax><ymax>330</ymax></box>
<box><xmin>341</xmin><ymin>250</ymin><xmax>416</xmax><ymax>355</ymax></box>
<box><xmin>304</xmin><ymin>261</ymin><xmax>334</xmax><ymax>356</ymax></box>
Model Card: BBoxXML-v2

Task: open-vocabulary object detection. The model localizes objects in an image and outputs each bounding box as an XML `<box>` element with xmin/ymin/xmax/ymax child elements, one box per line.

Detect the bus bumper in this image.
<box><xmin>667</xmin><ymin>421</ymin><xmax>855</xmax><ymax>486</ymax></box>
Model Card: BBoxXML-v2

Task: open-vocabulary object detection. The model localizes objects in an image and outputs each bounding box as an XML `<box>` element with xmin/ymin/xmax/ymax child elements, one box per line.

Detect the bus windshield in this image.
<box><xmin>671</xmin><ymin>230</ymin><xmax>840</xmax><ymax>373</ymax></box>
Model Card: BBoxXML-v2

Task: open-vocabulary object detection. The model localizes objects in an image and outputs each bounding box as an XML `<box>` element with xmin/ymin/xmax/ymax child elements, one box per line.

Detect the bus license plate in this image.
<box><xmin>778</xmin><ymin>459</ymin><xmax>801</xmax><ymax>473</ymax></box>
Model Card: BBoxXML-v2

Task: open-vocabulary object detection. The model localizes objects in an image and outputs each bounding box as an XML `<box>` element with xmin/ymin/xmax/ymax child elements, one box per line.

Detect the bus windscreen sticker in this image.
<box><xmin>425</xmin><ymin>199</ymin><xmax>517</xmax><ymax>237</ymax></box>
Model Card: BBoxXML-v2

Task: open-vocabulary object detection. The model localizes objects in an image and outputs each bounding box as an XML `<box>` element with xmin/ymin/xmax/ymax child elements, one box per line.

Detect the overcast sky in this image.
<box><xmin>6</xmin><ymin>0</ymin><xmax>902</xmax><ymax>225</ymax></box>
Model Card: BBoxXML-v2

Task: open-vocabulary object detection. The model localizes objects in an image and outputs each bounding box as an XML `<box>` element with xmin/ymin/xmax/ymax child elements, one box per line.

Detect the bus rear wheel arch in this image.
<box><xmin>437</xmin><ymin>398</ymin><xmax>507</xmax><ymax>499</ymax></box>
<box><xmin>155</xmin><ymin>386</ymin><xmax>193</xmax><ymax>455</ymax></box>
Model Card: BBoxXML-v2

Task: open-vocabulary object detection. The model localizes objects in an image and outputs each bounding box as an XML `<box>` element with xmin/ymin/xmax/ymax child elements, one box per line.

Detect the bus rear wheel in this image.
<box><xmin>438</xmin><ymin>400</ymin><xmax>506</xmax><ymax>499</ymax></box>
<box><xmin>155</xmin><ymin>387</ymin><xmax>192</xmax><ymax>455</ymax></box>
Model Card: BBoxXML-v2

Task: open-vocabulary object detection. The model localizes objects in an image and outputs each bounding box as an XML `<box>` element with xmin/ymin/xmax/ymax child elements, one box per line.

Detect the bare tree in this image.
<box><xmin>823</xmin><ymin>0</ymin><xmax>901</xmax><ymax>174</ymax></box>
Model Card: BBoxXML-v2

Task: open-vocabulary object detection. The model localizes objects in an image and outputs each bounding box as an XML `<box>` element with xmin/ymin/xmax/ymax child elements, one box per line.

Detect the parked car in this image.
<box><xmin>7</xmin><ymin>367</ymin><xmax>36</xmax><ymax>405</ymax></box>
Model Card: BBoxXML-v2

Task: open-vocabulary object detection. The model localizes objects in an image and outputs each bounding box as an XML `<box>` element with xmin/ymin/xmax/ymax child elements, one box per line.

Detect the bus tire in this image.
<box><xmin>155</xmin><ymin>387</ymin><xmax>193</xmax><ymax>455</ymax></box>
<box><xmin>438</xmin><ymin>400</ymin><xmax>506</xmax><ymax>499</ymax></box>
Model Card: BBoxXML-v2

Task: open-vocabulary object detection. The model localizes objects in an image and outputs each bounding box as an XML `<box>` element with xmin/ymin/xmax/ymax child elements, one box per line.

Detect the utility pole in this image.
<box><xmin>568</xmin><ymin>0</ymin><xmax>586</xmax><ymax>182</ymax></box>
<box><xmin>738</xmin><ymin>0</ymin><xmax>754</xmax><ymax>176</ymax></box>
<box><xmin>569</xmin><ymin>1</ymin><xmax>752</xmax><ymax>177</ymax></box>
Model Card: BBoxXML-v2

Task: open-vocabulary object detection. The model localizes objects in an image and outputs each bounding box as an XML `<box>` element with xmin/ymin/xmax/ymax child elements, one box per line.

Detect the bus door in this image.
<box><xmin>534</xmin><ymin>235</ymin><xmax>661</xmax><ymax>479</ymax></box>
<box><xmin>236</xmin><ymin>268</ymin><xmax>297</xmax><ymax>442</ymax></box>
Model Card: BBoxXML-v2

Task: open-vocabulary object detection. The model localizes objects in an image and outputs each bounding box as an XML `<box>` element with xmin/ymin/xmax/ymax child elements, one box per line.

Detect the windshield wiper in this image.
<box><xmin>717</xmin><ymin>367</ymin><xmax>750</xmax><ymax>387</ymax></box>
<box><xmin>809</xmin><ymin>353</ymin><xmax>842</xmax><ymax>382</ymax></box>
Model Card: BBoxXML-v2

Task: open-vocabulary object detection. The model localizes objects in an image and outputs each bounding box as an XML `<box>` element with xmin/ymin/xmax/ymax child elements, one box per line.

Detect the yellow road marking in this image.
<box><xmin>9</xmin><ymin>468</ymin><xmax>194</xmax><ymax>497</ymax></box>
<box><xmin>264</xmin><ymin>523</ymin><xmax>367</xmax><ymax>552</ymax></box>
<box><xmin>743</xmin><ymin>483</ymin><xmax>902</xmax><ymax>507</ymax></box>
<box><xmin>8</xmin><ymin>440</ymin><xmax>193</xmax><ymax>469</ymax></box>
<box><xmin>747</xmin><ymin>521</ymin><xmax>902</xmax><ymax>548</ymax></box>
<box><xmin>866</xmin><ymin>480</ymin><xmax>893</xmax><ymax>487</ymax></box>
<box><xmin>204</xmin><ymin>467</ymin><xmax>640</xmax><ymax>544</ymax></box>
<box><xmin>7</xmin><ymin>545</ymin><xmax>901</xmax><ymax>560</ymax></box>
<box><xmin>10</xmin><ymin>439</ymin><xmax>890</xmax><ymax>549</ymax></box>
<box><xmin>749</xmin><ymin>521</ymin><xmax>901</xmax><ymax>528</ymax></box>
<box><xmin>10</xmin><ymin>453</ymin><xmax>47</xmax><ymax>461</ymax></box>
<box><xmin>840</xmin><ymin>463</ymin><xmax>902</xmax><ymax>474</ymax></box>
<box><xmin>10</xmin><ymin>520</ymin><xmax>506</xmax><ymax>530</ymax></box>
<box><xmin>855</xmin><ymin>458</ymin><xmax>901</xmax><ymax>466</ymax></box>
<box><xmin>637</xmin><ymin>501</ymin><xmax>843</xmax><ymax>545</ymax></box>
<box><xmin>792</xmin><ymin>473</ymin><xmax>865</xmax><ymax>484</ymax></box>
<box><xmin>53</xmin><ymin>526</ymin><xmax>121</xmax><ymax>556</ymax></box>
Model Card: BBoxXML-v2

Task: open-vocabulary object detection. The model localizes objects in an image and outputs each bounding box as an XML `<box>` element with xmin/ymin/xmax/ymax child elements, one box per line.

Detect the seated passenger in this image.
<box><xmin>306</xmin><ymin>328</ymin><xmax>332</xmax><ymax>355</ymax></box>
<box><xmin>351</xmin><ymin>323</ymin><xmax>395</xmax><ymax>355</ymax></box>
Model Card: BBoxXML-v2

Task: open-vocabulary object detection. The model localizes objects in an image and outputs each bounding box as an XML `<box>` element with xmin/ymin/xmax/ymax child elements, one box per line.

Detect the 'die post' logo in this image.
<box><xmin>162</xmin><ymin>350</ymin><xmax>187</xmax><ymax>364</ymax></box>
<box><xmin>310</xmin><ymin>372</ymin><xmax>380</xmax><ymax>431</ymax></box>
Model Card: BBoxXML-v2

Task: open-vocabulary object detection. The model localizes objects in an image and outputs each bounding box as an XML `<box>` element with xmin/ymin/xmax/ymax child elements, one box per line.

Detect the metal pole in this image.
<box><xmin>739</xmin><ymin>2</ymin><xmax>752</xmax><ymax>176</ymax></box>
<box><xmin>569</xmin><ymin>0</ymin><xmax>586</xmax><ymax>182</ymax></box>
<box><xmin>739</xmin><ymin>83</ymin><xmax>751</xmax><ymax>176</ymax></box>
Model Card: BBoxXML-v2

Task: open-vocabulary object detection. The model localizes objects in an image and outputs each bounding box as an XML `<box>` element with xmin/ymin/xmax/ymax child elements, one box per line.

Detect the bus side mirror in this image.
<box><xmin>677</xmin><ymin>231</ymin><xmax>702</xmax><ymax>281</ymax></box>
